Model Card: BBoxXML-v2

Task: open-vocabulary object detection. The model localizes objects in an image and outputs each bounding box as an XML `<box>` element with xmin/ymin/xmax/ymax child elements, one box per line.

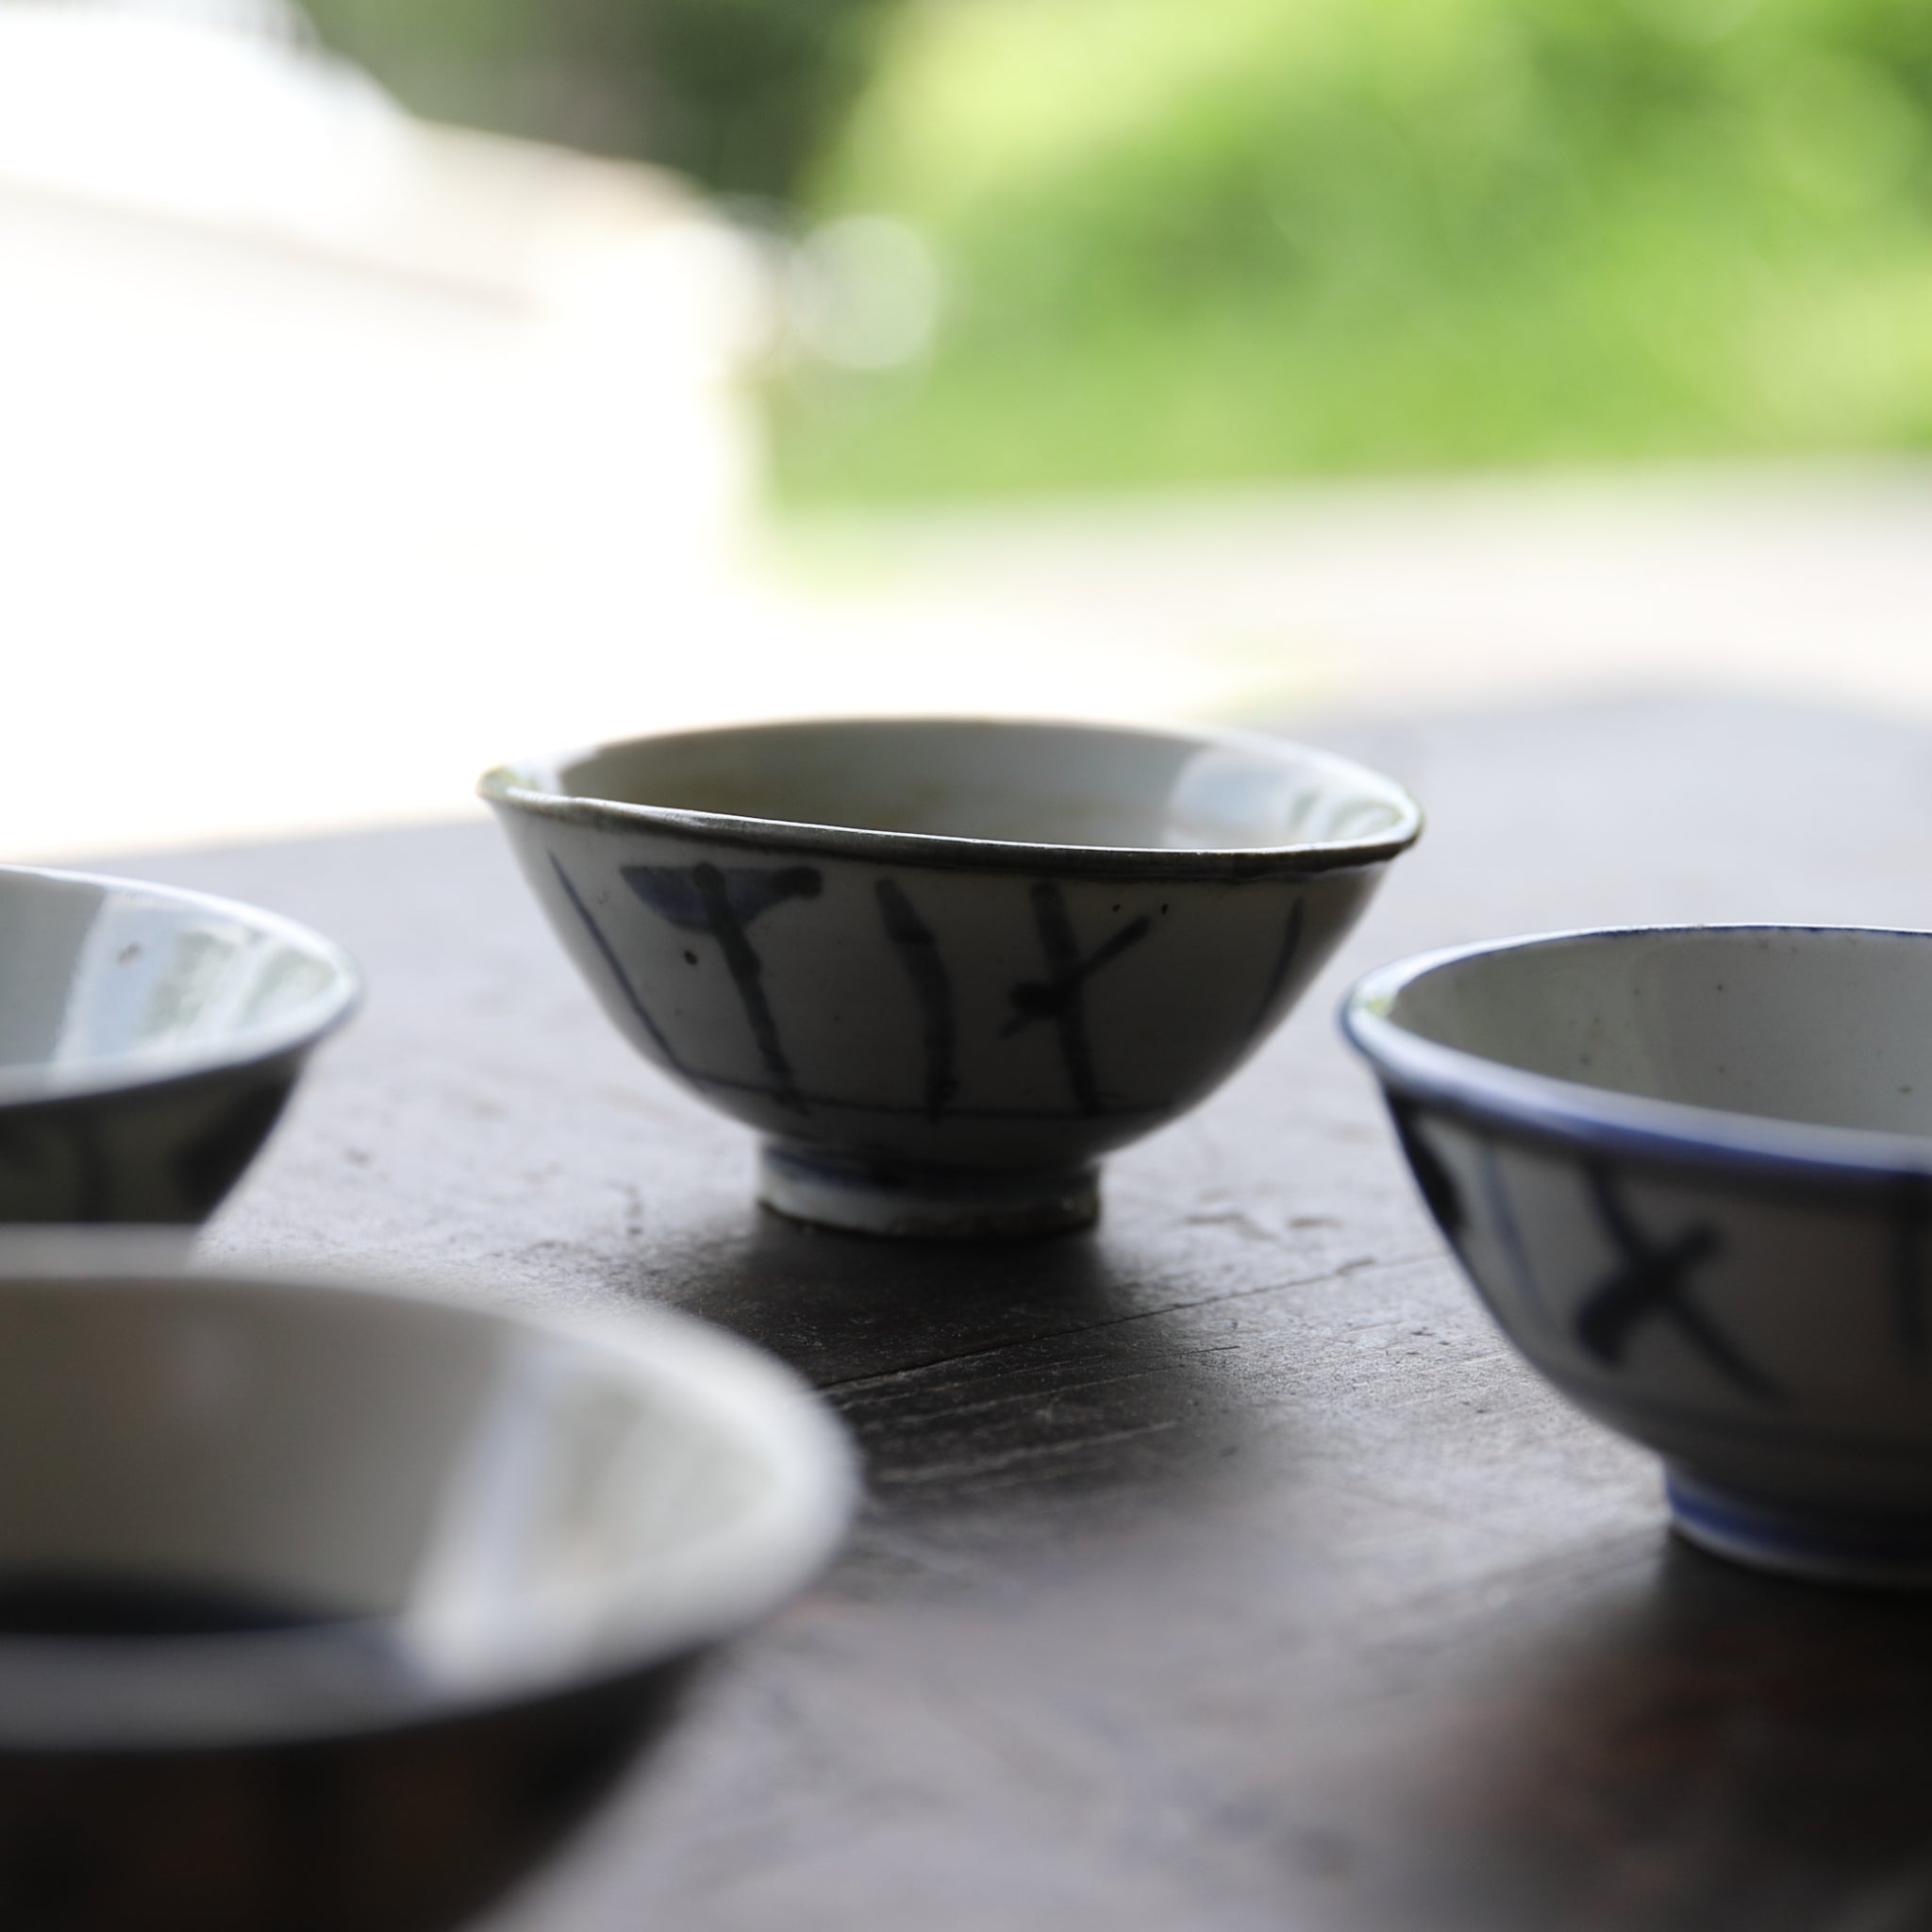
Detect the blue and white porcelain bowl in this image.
<box><xmin>0</xmin><ymin>1254</ymin><xmax>854</xmax><ymax>1930</ymax></box>
<box><xmin>0</xmin><ymin>866</ymin><xmax>359</xmax><ymax>1223</ymax></box>
<box><xmin>484</xmin><ymin>717</ymin><xmax>1422</xmax><ymax>1237</ymax></box>
<box><xmin>1346</xmin><ymin>924</ymin><xmax>1932</xmax><ymax>1587</ymax></box>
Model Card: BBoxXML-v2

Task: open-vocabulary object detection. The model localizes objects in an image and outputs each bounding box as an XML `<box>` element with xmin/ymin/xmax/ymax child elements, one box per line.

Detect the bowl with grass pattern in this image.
<box><xmin>484</xmin><ymin>716</ymin><xmax>1421</xmax><ymax>1237</ymax></box>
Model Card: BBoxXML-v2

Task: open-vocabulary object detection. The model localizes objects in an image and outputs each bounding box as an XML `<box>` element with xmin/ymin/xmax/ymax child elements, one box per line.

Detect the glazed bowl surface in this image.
<box><xmin>483</xmin><ymin>716</ymin><xmax>1421</xmax><ymax>1237</ymax></box>
<box><xmin>1345</xmin><ymin>924</ymin><xmax>1932</xmax><ymax>1585</ymax></box>
<box><xmin>0</xmin><ymin>1255</ymin><xmax>854</xmax><ymax>1930</ymax></box>
<box><xmin>0</xmin><ymin>865</ymin><xmax>359</xmax><ymax>1222</ymax></box>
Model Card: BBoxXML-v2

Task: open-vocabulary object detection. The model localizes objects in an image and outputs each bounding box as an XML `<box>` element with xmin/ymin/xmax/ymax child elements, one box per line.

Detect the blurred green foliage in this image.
<box><xmin>304</xmin><ymin>0</ymin><xmax>885</xmax><ymax>196</ymax></box>
<box><xmin>776</xmin><ymin>0</ymin><xmax>1932</xmax><ymax>501</ymax></box>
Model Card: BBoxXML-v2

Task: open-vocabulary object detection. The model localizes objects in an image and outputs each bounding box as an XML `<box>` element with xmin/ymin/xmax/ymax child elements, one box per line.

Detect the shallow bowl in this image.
<box><xmin>1345</xmin><ymin>923</ymin><xmax>1932</xmax><ymax>1586</ymax></box>
<box><xmin>0</xmin><ymin>1256</ymin><xmax>854</xmax><ymax>1930</ymax></box>
<box><xmin>0</xmin><ymin>865</ymin><xmax>360</xmax><ymax>1222</ymax></box>
<box><xmin>482</xmin><ymin>716</ymin><xmax>1421</xmax><ymax>1237</ymax></box>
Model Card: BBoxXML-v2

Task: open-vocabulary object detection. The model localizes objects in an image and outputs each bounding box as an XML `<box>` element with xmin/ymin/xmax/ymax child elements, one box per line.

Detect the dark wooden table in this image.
<box><xmin>100</xmin><ymin>697</ymin><xmax>1932</xmax><ymax>1932</ymax></box>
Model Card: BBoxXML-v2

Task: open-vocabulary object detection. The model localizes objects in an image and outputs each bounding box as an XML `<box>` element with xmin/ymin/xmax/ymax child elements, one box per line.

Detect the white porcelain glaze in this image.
<box><xmin>484</xmin><ymin>717</ymin><xmax>1422</xmax><ymax>1236</ymax></box>
<box><xmin>0</xmin><ymin>1255</ymin><xmax>855</xmax><ymax>1749</ymax></box>
<box><xmin>0</xmin><ymin>867</ymin><xmax>360</xmax><ymax>1222</ymax></box>
<box><xmin>1346</xmin><ymin>924</ymin><xmax>1932</xmax><ymax>1586</ymax></box>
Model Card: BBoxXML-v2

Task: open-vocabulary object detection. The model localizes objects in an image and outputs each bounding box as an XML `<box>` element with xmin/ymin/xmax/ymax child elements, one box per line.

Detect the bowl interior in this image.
<box><xmin>528</xmin><ymin>719</ymin><xmax>1415</xmax><ymax>852</ymax></box>
<box><xmin>1384</xmin><ymin>927</ymin><xmax>1932</xmax><ymax>1137</ymax></box>
<box><xmin>0</xmin><ymin>1274</ymin><xmax>848</xmax><ymax>1743</ymax></box>
<box><xmin>0</xmin><ymin>868</ymin><xmax>353</xmax><ymax>1095</ymax></box>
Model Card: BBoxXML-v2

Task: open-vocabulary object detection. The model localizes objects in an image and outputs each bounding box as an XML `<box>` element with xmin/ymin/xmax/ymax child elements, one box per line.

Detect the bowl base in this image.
<box><xmin>1666</xmin><ymin>1468</ymin><xmax>1932</xmax><ymax>1588</ymax></box>
<box><xmin>758</xmin><ymin>1143</ymin><xmax>1100</xmax><ymax>1240</ymax></box>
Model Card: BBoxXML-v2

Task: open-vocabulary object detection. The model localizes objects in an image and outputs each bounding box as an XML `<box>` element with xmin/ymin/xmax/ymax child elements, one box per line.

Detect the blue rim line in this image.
<box><xmin>1667</xmin><ymin>1473</ymin><xmax>1932</xmax><ymax>1571</ymax></box>
<box><xmin>1342</xmin><ymin>924</ymin><xmax>1932</xmax><ymax>1196</ymax></box>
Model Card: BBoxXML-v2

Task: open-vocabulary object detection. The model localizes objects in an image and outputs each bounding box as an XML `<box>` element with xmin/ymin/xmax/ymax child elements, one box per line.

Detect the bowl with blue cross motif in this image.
<box><xmin>1345</xmin><ymin>923</ymin><xmax>1932</xmax><ymax>1588</ymax></box>
<box><xmin>482</xmin><ymin>717</ymin><xmax>1421</xmax><ymax>1238</ymax></box>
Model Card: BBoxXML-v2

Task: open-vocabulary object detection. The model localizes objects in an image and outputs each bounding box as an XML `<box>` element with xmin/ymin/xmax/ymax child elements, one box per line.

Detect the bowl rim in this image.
<box><xmin>0</xmin><ymin>865</ymin><xmax>362</xmax><ymax>1109</ymax></box>
<box><xmin>477</xmin><ymin>714</ymin><xmax>1424</xmax><ymax>880</ymax></box>
<box><xmin>1342</xmin><ymin>923</ymin><xmax>1932</xmax><ymax>1191</ymax></box>
<box><xmin>0</xmin><ymin>1255</ymin><xmax>858</xmax><ymax>1751</ymax></box>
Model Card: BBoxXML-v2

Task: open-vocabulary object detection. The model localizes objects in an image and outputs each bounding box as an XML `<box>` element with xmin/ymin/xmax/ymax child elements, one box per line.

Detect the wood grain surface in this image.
<box><xmin>100</xmin><ymin>697</ymin><xmax>1932</xmax><ymax>1932</ymax></box>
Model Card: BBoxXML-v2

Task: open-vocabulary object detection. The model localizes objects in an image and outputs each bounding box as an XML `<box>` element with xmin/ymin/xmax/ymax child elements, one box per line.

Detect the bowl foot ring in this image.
<box><xmin>1666</xmin><ymin>1468</ymin><xmax>1932</xmax><ymax>1588</ymax></box>
<box><xmin>758</xmin><ymin>1143</ymin><xmax>1100</xmax><ymax>1240</ymax></box>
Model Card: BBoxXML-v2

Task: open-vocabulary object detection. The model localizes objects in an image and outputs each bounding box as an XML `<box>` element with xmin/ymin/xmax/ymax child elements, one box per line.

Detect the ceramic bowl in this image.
<box><xmin>0</xmin><ymin>1254</ymin><xmax>854</xmax><ymax>1931</ymax></box>
<box><xmin>0</xmin><ymin>865</ymin><xmax>359</xmax><ymax>1223</ymax></box>
<box><xmin>483</xmin><ymin>716</ymin><xmax>1422</xmax><ymax>1237</ymax></box>
<box><xmin>1343</xmin><ymin>923</ymin><xmax>1932</xmax><ymax>1587</ymax></box>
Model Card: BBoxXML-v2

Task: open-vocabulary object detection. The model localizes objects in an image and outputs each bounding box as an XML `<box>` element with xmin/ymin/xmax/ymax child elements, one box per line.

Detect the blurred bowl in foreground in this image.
<box><xmin>0</xmin><ymin>1257</ymin><xmax>855</xmax><ymax>1930</ymax></box>
<box><xmin>0</xmin><ymin>865</ymin><xmax>359</xmax><ymax>1223</ymax></box>
<box><xmin>484</xmin><ymin>716</ymin><xmax>1422</xmax><ymax>1237</ymax></box>
<box><xmin>1346</xmin><ymin>923</ymin><xmax>1932</xmax><ymax>1587</ymax></box>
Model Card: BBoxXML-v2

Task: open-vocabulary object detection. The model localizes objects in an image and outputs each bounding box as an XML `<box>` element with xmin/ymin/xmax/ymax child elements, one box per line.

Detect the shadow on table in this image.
<box><xmin>1333</xmin><ymin>1539</ymin><xmax>1932</xmax><ymax>1932</ymax></box>
<box><xmin>613</xmin><ymin>1208</ymin><xmax>1276</xmax><ymax>1542</ymax></box>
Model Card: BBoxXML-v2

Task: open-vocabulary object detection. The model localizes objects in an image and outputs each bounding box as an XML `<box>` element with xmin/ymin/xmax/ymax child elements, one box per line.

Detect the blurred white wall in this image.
<box><xmin>0</xmin><ymin>0</ymin><xmax>769</xmax><ymax>857</ymax></box>
<box><xmin>10</xmin><ymin>2</ymin><xmax>1932</xmax><ymax>861</ymax></box>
